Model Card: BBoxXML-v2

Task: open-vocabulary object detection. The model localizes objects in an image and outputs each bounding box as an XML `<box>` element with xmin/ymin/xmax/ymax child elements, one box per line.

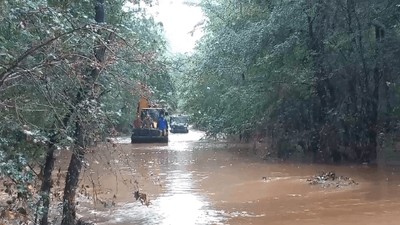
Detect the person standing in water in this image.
<box><xmin>157</xmin><ymin>114</ymin><xmax>168</xmax><ymax>136</ymax></box>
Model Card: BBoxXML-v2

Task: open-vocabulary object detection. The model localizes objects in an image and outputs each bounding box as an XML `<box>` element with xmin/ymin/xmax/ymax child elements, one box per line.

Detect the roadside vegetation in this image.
<box><xmin>0</xmin><ymin>0</ymin><xmax>174</xmax><ymax>224</ymax></box>
<box><xmin>181</xmin><ymin>0</ymin><xmax>400</xmax><ymax>163</ymax></box>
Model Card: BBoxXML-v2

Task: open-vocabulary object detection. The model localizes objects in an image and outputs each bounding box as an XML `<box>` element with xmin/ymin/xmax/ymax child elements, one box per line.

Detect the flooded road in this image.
<box><xmin>71</xmin><ymin>130</ymin><xmax>400</xmax><ymax>225</ymax></box>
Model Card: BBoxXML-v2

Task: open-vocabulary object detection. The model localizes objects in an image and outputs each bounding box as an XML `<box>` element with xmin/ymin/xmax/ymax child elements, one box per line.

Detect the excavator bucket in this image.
<box><xmin>131</xmin><ymin>102</ymin><xmax>169</xmax><ymax>143</ymax></box>
<box><xmin>131</xmin><ymin>128</ymin><xmax>168</xmax><ymax>143</ymax></box>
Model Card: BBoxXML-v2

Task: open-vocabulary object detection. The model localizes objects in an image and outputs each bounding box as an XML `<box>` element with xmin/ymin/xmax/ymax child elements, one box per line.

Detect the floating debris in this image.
<box><xmin>307</xmin><ymin>171</ymin><xmax>358</xmax><ymax>188</ymax></box>
<box><xmin>134</xmin><ymin>191</ymin><xmax>150</xmax><ymax>206</ymax></box>
<box><xmin>76</xmin><ymin>218</ymin><xmax>94</xmax><ymax>225</ymax></box>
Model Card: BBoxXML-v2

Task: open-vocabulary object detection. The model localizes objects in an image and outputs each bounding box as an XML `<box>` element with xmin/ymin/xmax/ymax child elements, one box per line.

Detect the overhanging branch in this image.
<box><xmin>0</xmin><ymin>25</ymin><xmax>92</xmax><ymax>88</ymax></box>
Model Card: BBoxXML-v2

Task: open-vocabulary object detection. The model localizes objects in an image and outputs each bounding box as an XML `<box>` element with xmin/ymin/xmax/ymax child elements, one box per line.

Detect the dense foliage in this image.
<box><xmin>0</xmin><ymin>0</ymin><xmax>174</xmax><ymax>224</ymax></box>
<box><xmin>183</xmin><ymin>0</ymin><xmax>400</xmax><ymax>163</ymax></box>
<box><xmin>1</xmin><ymin>0</ymin><xmax>400</xmax><ymax>223</ymax></box>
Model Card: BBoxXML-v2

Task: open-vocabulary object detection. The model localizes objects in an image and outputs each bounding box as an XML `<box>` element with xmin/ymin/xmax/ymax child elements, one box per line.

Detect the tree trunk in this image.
<box><xmin>366</xmin><ymin>24</ymin><xmax>385</xmax><ymax>162</ymax></box>
<box><xmin>61</xmin><ymin>121</ymin><xmax>85</xmax><ymax>225</ymax></box>
<box><xmin>38</xmin><ymin>140</ymin><xmax>56</xmax><ymax>225</ymax></box>
<box><xmin>39</xmin><ymin>96</ymin><xmax>76</xmax><ymax>224</ymax></box>
<box><xmin>61</xmin><ymin>1</ymin><xmax>106</xmax><ymax>224</ymax></box>
<box><xmin>365</xmin><ymin>65</ymin><xmax>380</xmax><ymax>163</ymax></box>
<box><xmin>305</xmin><ymin>0</ymin><xmax>332</xmax><ymax>162</ymax></box>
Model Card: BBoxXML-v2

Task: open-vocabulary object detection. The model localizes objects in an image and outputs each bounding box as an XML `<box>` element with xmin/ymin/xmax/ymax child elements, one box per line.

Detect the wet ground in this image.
<box><xmin>61</xmin><ymin>130</ymin><xmax>400</xmax><ymax>225</ymax></box>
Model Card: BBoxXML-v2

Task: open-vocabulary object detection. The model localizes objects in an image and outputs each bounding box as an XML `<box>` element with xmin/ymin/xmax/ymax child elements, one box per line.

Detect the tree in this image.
<box><xmin>0</xmin><ymin>0</ymin><xmax>171</xmax><ymax>224</ymax></box>
<box><xmin>61</xmin><ymin>0</ymin><xmax>108</xmax><ymax>223</ymax></box>
<box><xmin>183</xmin><ymin>0</ymin><xmax>400</xmax><ymax>163</ymax></box>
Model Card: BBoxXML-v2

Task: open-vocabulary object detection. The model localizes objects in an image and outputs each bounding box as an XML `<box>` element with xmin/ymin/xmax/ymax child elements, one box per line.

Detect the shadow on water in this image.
<box><xmin>72</xmin><ymin>129</ymin><xmax>400</xmax><ymax>225</ymax></box>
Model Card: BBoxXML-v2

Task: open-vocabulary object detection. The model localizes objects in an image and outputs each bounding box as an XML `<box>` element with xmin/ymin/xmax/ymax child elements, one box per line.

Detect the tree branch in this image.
<box><xmin>0</xmin><ymin>25</ymin><xmax>89</xmax><ymax>88</ymax></box>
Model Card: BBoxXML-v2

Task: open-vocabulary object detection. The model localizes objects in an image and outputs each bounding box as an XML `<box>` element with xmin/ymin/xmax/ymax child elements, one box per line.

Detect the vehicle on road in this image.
<box><xmin>170</xmin><ymin>114</ymin><xmax>189</xmax><ymax>133</ymax></box>
<box><xmin>131</xmin><ymin>97</ymin><xmax>169</xmax><ymax>143</ymax></box>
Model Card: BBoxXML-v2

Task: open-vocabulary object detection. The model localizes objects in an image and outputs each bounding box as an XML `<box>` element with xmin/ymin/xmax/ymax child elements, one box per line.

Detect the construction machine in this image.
<box><xmin>131</xmin><ymin>97</ymin><xmax>169</xmax><ymax>143</ymax></box>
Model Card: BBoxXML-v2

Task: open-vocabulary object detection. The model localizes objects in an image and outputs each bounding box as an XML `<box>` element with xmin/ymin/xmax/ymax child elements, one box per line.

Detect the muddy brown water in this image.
<box><xmin>55</xmin><ymin>130</ymin><xmax>400</xmax><ymax>225</ymax></box>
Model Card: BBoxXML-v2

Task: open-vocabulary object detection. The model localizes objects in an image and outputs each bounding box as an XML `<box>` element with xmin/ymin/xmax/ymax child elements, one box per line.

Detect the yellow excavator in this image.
<box><xmin>131</xmin><ymin>97</ymin><xmax>169</xmax><ymax>143</ymax></box>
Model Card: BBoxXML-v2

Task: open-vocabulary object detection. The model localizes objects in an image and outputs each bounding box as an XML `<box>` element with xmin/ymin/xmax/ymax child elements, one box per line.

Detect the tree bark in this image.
<box><xmin>61</xmin><ymin>121</ymin><xmax>85</xmax><ymax>225</ymax></box>
<box><xmin>38</xmin><ymin>140</ymin><xmax>56</xmax><ymax>225</ymax></box>
<box><xmin>61</xmin><ymin>1</ymin><xmax>106</xmax><ymax>224</ymax></box>
<box><xmin>305</xmin><ymin>0</ymin><xmax>331</xmax><ymax>162</ymax></box>
<box><xmin>39</xmin><ymin>90</ymin><xmax>76</xmax><ymax>225</ymax></box>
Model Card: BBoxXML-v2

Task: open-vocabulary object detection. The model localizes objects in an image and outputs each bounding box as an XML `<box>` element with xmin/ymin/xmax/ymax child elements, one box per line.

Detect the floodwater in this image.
<box><xmin>70</xmin><ymin>130</ymin><xmax>400</xmax><ymax>225</ymax></box>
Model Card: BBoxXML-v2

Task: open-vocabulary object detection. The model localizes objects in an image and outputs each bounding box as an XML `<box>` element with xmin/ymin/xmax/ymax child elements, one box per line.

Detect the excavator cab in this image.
<box><xmin>131</xmin><ymin>97</ymin><xmax>169</xmax><ymax>143</ymax></box>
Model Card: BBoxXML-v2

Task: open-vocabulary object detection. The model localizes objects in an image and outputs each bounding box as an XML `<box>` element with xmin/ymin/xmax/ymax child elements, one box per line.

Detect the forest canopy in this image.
<box><xmin>181</xmin><ymin>0</ymin><xmax>400</xmax><ymax>163</ymax></box>
<box><xmin>0</xmin><ymin>0</ymin><xmax>174</xmax><ymax>224</ymax></box>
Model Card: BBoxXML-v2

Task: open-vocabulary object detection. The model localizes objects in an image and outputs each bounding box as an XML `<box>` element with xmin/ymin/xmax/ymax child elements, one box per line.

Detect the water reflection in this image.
<box><xmin>97</xmin><ymin>130</ymin><xmax>226</xmax><ymax>225</ymax></box>
<box><xmin>80</xmin><ymin>129</ymin><xmax>400</xmax><ymax>225</ymax></box>
<box><xmin>157</xmin><ymin>171</ymin><xmax>223</xmax><ymax>225</ymax></box>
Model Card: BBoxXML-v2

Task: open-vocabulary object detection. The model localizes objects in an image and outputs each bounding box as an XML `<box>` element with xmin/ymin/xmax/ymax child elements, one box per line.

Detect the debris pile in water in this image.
<box><xmin>134</xmin><ymin>190</ymin><xmax>151</xmax><ymax>206</ymax></box>
<box><xmin>307</xmin><ymin>171</ymin><xmax>358</xmax><ymax>188</ymax></box>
